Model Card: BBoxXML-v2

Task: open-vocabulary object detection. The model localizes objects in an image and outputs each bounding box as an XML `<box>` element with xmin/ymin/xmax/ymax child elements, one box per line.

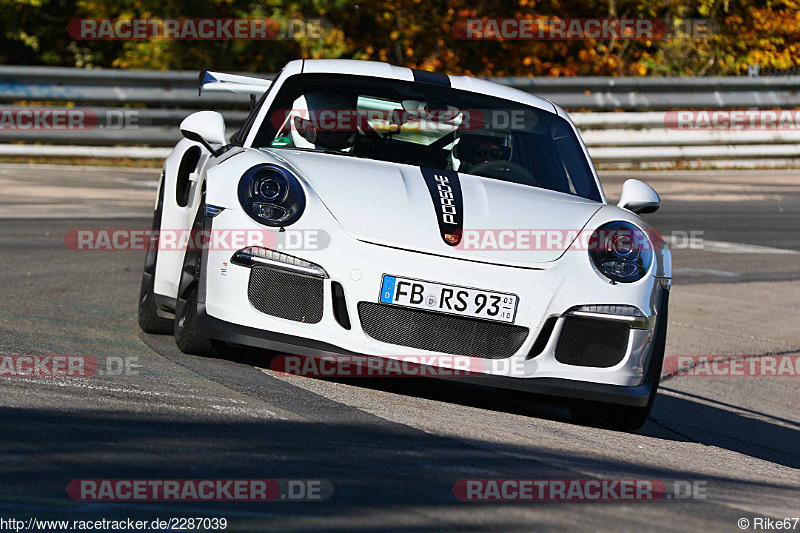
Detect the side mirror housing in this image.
<box><xmin>180</xmin><ymin>111</ymin><xmax>227</xmax><ymax>156</ymax></box>
<box><xmin>617</xmin><ymin>179</ymin><xmax>660</xmax><ymax>214</ymax></box>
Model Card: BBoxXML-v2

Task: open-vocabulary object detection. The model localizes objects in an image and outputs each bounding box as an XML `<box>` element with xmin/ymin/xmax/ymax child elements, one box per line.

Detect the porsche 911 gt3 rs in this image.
<box><xmin>138</xmin><ymin>59</ymin><xmax>671</xmax><ymax>430</ymax></box>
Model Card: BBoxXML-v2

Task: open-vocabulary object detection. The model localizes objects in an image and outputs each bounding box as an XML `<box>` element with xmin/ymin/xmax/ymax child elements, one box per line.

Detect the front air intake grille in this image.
<box><xmin>525</xmin><ymin>316</ymin><xmax>558</xmax><ymax>360</ymax></box>
<box><xmin>248</xmin><ymin>266</ymin><xmax>323</xmax><ymax>323</ymax></box>
<box><xmin>554</xmin><ymin>316</ymin><xmax>630</xmax><ymax>367</ymax></box>
<box><xmin>330</xmin><ymin>281</ymin><xmax>351</xmax><ymax>330</ymax></box>
<box><xmin>357</xmin><ymin>302</ymin><xmax>529</xmax><ymax>359</ymax></box>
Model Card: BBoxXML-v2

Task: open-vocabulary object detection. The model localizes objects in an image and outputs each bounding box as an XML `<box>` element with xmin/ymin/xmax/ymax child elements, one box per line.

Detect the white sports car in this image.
<box><xmin>138</xmin><ymin>59</ymin><xmax>671</xmax><ymax>430</ymax></box>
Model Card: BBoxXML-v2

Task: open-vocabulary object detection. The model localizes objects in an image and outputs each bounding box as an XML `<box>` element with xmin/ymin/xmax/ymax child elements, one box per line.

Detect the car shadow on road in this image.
<box><xmin>213</xmin><ymin>343</ymin><xmax>574</xmax><ymax>422</ymax></box>
<box><xmin>644</xmin><ymin>388</ymin><xmax>800</xmax><ymax>468</ymax></box>
<box><xmin>208</xmin><ymin>344</ymin><xmax>800</xmax><ymax>469</ymax></box>
<box><xmin>357</xmin><ymin>376</ymin><xmax>800</xmax><ymax>468</ymax></box>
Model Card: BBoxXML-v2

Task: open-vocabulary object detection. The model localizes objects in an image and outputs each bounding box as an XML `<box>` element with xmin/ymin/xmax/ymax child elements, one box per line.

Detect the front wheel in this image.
<box><xmin>174</xmin><ymin>284</ymin><xmax>215</xmax><ymax>356</ymax></box>
<box><xmin>173</xmin><ymin>199</ymin><xmax>215</xmax><ymax>356</ymax></box>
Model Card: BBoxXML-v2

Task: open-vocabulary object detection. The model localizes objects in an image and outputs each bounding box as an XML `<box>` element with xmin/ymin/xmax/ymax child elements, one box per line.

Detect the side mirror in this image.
<box><xmin>180</xmin><ymin>111</ymin><xmax>227</xmax><ymax>156</ymax></box>
<box><xmin>617</xmin><ymin>179</ymin><xmax>660</xmax><ymax>214</ymax></box>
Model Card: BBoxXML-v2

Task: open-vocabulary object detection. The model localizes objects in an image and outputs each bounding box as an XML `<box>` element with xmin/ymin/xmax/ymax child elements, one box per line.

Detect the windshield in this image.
<box><xmin>253</xmin><ymin>73</ymin><xmax>602</xmax><ymax>202</ymax></box>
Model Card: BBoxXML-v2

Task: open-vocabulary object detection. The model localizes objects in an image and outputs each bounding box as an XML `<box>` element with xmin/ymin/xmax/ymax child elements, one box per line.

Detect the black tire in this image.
<box><xmin>174</xmin><ymin>284</ymin><xmax>215</xmax><ymax>356</ymax></box>
<box><xmin>568</xmin><ymin>290</ymin><xmax>669</xmax><ymax>431</ymax></box>
<box><xmin>173</xmin><ymin>198</ymin><xmax>215</xmax><ymax>356</ymax></box>
<box><xmin>138</xmin><ymin>176</ymin><xmax>173</xmax><ymax>334</ymax></box>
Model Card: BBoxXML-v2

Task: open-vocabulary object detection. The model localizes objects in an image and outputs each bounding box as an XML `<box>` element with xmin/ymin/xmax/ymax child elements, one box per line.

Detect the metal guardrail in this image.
<box><xmin>2</xmin><ymin>65</ymin><xmax>799</xmax><ymax>109</ymax></box>
<box><xmin>500</xmin><ymin>76</ymin><xmax>800</xmax><ymax>109</ymax></box>
<box><xmin>1</xmin><ymin>65</ymin><xmax>800</xmax><ymax>167</ymax></box>
<box><xmin>0</xmin><ymin>66</ymin><xmax>269</xmax><ymax>107</ymax></box>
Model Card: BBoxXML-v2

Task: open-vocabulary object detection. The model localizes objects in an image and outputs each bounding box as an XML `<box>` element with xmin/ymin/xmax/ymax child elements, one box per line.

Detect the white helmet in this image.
<box><xmin>286</xmin><ymin>91</ymin><xmax>357</xmax><ymax>151</ymax></box>
<box><xmin>449</xmin><ymin>129</ymin><xmax>513</xmax><ymax>172</ymax></box>
<box><xmin>284</xmin><ymin>95</ymin><xmax>314</xmax><ymax>149</ymax></box>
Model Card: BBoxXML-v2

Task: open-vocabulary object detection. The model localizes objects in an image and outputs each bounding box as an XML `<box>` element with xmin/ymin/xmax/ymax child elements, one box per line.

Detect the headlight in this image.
<box><xmin>589</xmin><ymin>221</ymin><xmax>653</xmax><ymax>283</ymax></box>
<box><xmin>238</xmin><ymin>164</ymin><xmax>305</xmax><ymax>226</ymax></box>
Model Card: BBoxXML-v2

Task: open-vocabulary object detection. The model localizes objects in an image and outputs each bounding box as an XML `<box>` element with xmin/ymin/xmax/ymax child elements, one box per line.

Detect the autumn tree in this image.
<box><xmin>1</xmin><ymin>0</ymin><xmax>797</xmax><ymax>76</ymax></box>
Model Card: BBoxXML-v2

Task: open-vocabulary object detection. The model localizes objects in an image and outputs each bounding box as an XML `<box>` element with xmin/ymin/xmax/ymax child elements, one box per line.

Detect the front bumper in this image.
<box><xmin>197</xmin><ymin>200</ymin><xmax>669</xmax><ymax>405</ymax></box>
<box><xmin>195</xmin><ymin>302</ymin><xmax>660</xmax><ymax>407</ymax></box>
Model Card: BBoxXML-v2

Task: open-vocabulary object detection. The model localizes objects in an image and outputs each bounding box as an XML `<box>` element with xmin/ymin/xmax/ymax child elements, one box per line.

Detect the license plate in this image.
<box><xmin>379</xmin><ymin>275</ymin><xmax>519</xmax><ymax>323</ymax></box>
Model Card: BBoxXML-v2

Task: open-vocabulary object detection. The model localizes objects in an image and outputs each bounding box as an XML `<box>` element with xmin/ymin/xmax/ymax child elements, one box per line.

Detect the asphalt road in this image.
<box><xmin>0</xmin><ymin>165</ymin><xmax>797</xmax><ymax>531</ymax></box>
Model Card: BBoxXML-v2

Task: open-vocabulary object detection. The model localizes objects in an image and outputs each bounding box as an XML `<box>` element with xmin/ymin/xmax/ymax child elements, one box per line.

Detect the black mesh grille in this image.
<box><xmin>248</xmin><ymin>266</ymin><xmax>323</xmax><ymax>324</ymax></box>
<box><xmin>555</xmin><ymin>316</ymin><xmax>630</xmax><ymax>367</ymax></box>
<box><xmin>357</xmin><ymin>302</ymin><xmax>528</xmax><ymax>358</ymax></box>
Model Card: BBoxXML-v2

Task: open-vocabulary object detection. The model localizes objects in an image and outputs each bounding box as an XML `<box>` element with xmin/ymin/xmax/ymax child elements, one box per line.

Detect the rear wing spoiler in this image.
<box><xmin>199</xmin><ymin>71</ymin><xmax>273</xmax><ymax>97</ymax></box>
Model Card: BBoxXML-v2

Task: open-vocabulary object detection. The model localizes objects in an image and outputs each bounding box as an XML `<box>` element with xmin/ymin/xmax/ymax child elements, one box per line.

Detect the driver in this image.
<box><xmin>449</xmin><ymin>130</ymin><xmax>513</xmax><ymax>172</ymax></box>
<box><xmin>289</xmin><ymin>90</ymin><xmax>358</xmax><ymax>151</ymax></box>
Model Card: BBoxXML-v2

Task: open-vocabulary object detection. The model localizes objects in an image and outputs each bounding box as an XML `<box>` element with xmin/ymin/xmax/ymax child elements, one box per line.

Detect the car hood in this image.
<box><xmin>264</xmin><ymin>149</ymin><xmax>603</xmax><ymax>266</ymax></box>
